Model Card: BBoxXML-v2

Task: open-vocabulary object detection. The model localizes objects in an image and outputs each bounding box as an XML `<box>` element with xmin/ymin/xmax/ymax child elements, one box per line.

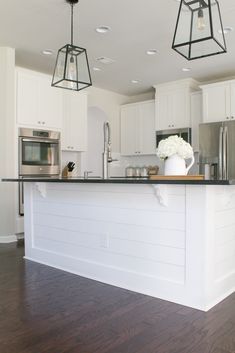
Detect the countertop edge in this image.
<box><xmin>1</xmin><ymin>178</ymin><xmax>234</xmax><ymax>185</ymax></box>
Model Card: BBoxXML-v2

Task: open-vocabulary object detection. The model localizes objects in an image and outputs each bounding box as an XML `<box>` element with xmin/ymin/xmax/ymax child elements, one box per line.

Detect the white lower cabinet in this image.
<box><xmin>121</xmin><ymin>100</ymin><xmax>155</xmax><ymax>156</ymax></box>
<box><xmin>62</xmin><ymin>91</ymin><xmax>87</xmax><ymax>152</ymax></box>
<box><xmin>16</xmin><ymin>68</ymin><xmax>62</xmax><ymax>130</ymax></box>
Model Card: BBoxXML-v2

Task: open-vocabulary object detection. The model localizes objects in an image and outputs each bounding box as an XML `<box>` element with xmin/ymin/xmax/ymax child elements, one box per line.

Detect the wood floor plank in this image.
<box><xmin>0</xmin><ymin>243</ymin><xmax>235</xmax><ymax>353</ymax></box>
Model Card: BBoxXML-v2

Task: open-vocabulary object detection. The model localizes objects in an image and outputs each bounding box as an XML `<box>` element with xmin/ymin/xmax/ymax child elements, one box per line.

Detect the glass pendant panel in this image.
<box><xmin>52</xmin><ymin>44</ymin><xmax>92</xmax><ymax>91</ymax></box>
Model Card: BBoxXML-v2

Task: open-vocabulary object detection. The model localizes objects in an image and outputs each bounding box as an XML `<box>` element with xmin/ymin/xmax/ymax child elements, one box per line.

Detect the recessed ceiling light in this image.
<box><xmin>95</xmin><ymin>26</ymin><xmax>111</xmax><ymax>34</ymax></box>
<box><xmin>42</xmin><ymin>50</ymin><xmax>53</xmax><ymax>55</ymax></box>
<box><xmin>218</xmin><ymin>27</ymin><xmax>234</xmax><ymax>34</ymax></box>
<box><xmin>96</xmin><ymin>56</ymin><xmax>115</xmax><ymax>65</ymax></box>
<box><xmin>93</xmin><ymin>67</ymin><xmax>101</xmax><ymax>71</ymax></box>
<box><xmin>146</xmin><ymin>49</ymin><xmax>158</xmax><ymax>55</ymax></box>
<box><xmin>182</xmin><ymin>67</ymin><xmax>191</xmax><ymax>72</ymax></box>
<box><xmin>131</xmin><ymin>80</ymin><xmax>140</xmax><ymax>84</ymax></box>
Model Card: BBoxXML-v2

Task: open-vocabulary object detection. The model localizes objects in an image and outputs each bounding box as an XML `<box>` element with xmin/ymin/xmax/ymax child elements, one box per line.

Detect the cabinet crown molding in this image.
<box><xmin>121</xmin><ymin>99</ymin><xmax>154</xmax><ymax>109</ymax></box>
<box><xmin>200</xmin><ymin>79</ymin><xmax>235</xmax><ymax>90</ymax></box>
<box><xmin>154</xmin><ymin>78</ymin><xmax>199</xmax><ymax>93</ymax></box>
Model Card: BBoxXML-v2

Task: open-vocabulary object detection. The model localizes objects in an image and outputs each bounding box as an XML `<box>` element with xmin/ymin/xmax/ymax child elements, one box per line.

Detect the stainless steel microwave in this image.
<box><xmin>156</xmin><ymin>128</ymin><xmax>192</xmax><ymax>148</ymax></box>
<box><xmin>19</xmin><ymin>128</ymin><xmax>61</xmax><ymax>176</ymax></box>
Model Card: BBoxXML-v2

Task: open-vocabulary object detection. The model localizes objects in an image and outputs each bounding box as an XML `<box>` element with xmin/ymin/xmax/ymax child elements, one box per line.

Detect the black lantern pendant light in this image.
<box><xmin>172</xmin><ymin>0</ymin><xmax>227</xmax><ymax>60</ymax></box>
<box><xmin>52</xmin><ymin>0</ymin><xmax>92</xmax><ymax>91</ymax></box>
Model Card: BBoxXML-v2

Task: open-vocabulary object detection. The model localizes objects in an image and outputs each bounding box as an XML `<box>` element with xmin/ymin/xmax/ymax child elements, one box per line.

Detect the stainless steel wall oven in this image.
<box><xmin>18</xmin><ymin>128</ymin><xmax>61</xmax><ymax>215</ymax></box>
<box><xmin>19</xmin><ymin>128</ymin><xmax>61</xmax><ymax>176</ymax></box>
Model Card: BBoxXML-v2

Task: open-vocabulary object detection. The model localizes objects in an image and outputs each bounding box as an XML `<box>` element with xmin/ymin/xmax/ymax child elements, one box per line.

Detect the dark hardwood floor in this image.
<box><xmin>0</xmin><ymin>243</ymin><xmax>235</xmax><ymax>353</ymax></box>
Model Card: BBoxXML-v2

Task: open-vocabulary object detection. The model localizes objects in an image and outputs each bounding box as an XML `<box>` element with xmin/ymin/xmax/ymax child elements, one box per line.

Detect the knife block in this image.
<box><xmin>62</xmin><ymin>166</ymin><xmax>73</xmax><ymax>178</ymax></box>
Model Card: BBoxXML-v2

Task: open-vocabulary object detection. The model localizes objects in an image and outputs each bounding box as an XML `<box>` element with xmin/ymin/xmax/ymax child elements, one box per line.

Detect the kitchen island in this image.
<box><xmin>3</xmin><ymin>177</ymin><xmax>235</xmax><ymax>311</ymax></box>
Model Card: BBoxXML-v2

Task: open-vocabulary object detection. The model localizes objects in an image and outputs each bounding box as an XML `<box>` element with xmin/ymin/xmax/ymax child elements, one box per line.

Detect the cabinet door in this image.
<box><xmin>230</xmin><ymin>82</ymin><xmax>235</xmax><ymax>121</ymax></box>
<box><xmin>62</xmin><ymin>91</ymin><xmax>72</xmax><ymax>151</ymax></box>
<box><xmin>17</xmin><ymin>70</ymin><xmax>40</xmax><ymax>126</ymax></box>
<box><xmin>62</xmin><ymin>91</ymin><xmax>87</xmax><ymax>152</ymax></box>
<box><xmin>70</xmin><ymin>92</ymin><xmax>87</xmax><ymax>151</ymax></box>
<box><xmin>172</xmin><ymin>88</ymin><xmax>189</xmax><ymax>128</ymax></box>
<box><xmin>191</xmin><ymin>92</ymin><xmax>202</xmax><ymax>152</ymax></box>
<box><xmin>39</xmin><ymin>76</ymin><xmax>63</xmax><ymax>129</ymax></box>
<box><xmin>202</xmin><ymin>84</ymin><xmax>230</xmax><ymax>123</ymax></box>
<box><xmin>156</xmin><ymin>92</ymin><xmax>171</xmax><ymax>130</ymax></box>
<box><xmin>121</xmin><ymin>105</ymin><xmax>138</xmax><ymax>155</ymax></box>
<box><xmin>139</xmin><ymin>101</ymin><xmax>156</xmax><ymax>155</ymax></box>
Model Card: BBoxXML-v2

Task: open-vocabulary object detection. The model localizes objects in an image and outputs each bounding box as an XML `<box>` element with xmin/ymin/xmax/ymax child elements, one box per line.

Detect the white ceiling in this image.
<box><xmin>0</xmin><ymin>0</ymin><xmax>235</xmax><ymax>96</ymax></box>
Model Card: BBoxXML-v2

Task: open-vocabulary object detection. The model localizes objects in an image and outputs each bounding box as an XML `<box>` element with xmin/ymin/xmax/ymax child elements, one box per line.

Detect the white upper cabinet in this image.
<box><xmin>155</xmin><ymin>79</ymin><xmax>199</xmax><ymax>131</ymax></box>
<box><xmin>201</xmin><ymin>82</ymin><xmax>230</xmax><ymax>122</ymax></box>
<box><xmin>16</xmin><ymin>68</ymin><xmax>62</xmax><ymax>130</ymax></box>
<box><xmin>62</xmin><ymin>91</ymin><xmax>87</xmax><ymax>152</ymax></box>
<box><xmin>39</xmin><ymin>76</ymin><xmax>63</xmax><ymax>129</ymax></box>
<box><xmin>190</xmin><ymin>92</ymin><xmax>202</xmax><ymax>152</ymax></box>
<box><xmin>139</xmin><ymin>101</ymin><xmax>156</xmax><ymax>155</ymax></box>
<box><xmin>156</xmin><ymin>88</ymin><xmax>189</xmax><ymax>130</ymax></box>
<box><xmin>121</xmin><ymin>100</ymin><xmax>155</xmax><ymax>156</ymax></box>
<box><xmin>230</xmin><ymin>82</ymin><xmax>235</xmax><ymax>119</ymax></box>
<box><xmin>120</xmin><ymin>104</ymin><xmax>138</xmax><ymax>155</ymax></box>
<box><xmin>17</xmin><ymin>70</ymin><xmax>40</xmax><ymax>126</ymax></box>
<box><xmin>201</xmin><ymin>81</ymin><xmax>235</xmax><ymax>123</ymax></box>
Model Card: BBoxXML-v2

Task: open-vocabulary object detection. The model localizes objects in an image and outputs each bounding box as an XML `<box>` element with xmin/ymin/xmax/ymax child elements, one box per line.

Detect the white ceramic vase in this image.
<box><xmin>164</xmin><ymin>154</ymin><xmax>195</xmax><ymax>176</ymax></box>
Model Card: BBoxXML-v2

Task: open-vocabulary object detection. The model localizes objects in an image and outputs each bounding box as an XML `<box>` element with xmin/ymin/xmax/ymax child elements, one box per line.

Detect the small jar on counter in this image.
<box><xmin>140</xmin><ymin>166</ymin><xmax>148</xmax><ymax>177</ymax></box>
<box><xmin>125</xmin><ymin>166</ymin><xmax>135</xmax><ymax>177</ymax></box>
<box><xmin>134</xmin><ymin>167</ymin><xmax>141</xmax><ymax>177</ymax></box>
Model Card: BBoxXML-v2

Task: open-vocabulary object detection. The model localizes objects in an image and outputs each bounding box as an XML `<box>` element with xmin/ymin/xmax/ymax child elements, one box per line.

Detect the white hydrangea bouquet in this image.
<box><xmin>156</xmin><ymin>135</ymin><xmax>194</xmax><ymax>176</ymax></box>
<box><xmin>157</xmin><ymin>135</ymin><xmax>193</xmax><ymax>160</ymax></box>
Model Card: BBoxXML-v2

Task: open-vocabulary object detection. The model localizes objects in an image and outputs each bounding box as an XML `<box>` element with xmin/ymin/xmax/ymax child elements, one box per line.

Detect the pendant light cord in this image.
<box><xmin>71</xmin><ymin>3</ymin><xmax>74</xmax><ymax>46</ymax></box>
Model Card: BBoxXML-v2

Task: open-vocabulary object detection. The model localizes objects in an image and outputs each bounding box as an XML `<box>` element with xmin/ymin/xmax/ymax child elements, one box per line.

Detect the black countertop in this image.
<box><xmin>1</xmin><ymin>177</ymin><xmax>235</xmax><ymax>185</ymax></box>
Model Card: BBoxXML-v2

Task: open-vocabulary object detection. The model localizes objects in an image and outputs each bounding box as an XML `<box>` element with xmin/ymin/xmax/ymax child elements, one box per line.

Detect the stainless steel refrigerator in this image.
<box><xmin>199</xmin><ymin>121</ymin><xmax>235</xmax><ymax>180</ymax></box>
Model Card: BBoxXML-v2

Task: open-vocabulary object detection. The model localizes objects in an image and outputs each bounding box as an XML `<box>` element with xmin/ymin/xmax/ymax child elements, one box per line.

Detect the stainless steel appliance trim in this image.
<box><xmin>219</xmin><ymin>126</ymin><xmax>223</xmax><ymax>180</ymax></box>
<box><xmin>19</xmin><ymin>182</ymin><xmax>24</xmax><ymax>216</ymax></box>
<box><xmin>156</xmin><ymin>128</ymin><xmax>191</xmax><ymax>136</ymax></box>
<box><xmin>223</xmin><ymin>126</ymin><xmax>228</xmax><ymax>180</ymax></box>
<box><xmin>21</xmin><ymin>138</ymin><xmax>60</xmax><ymax>144</ymax></box>
<box><xmin>156</xmin><ymin>127</ymin><xmax>192</xmax><ymax>146</ymax></box>
<box><xmin>19</xmin><ymin>165</ymin><xmax>60</xmax><ymax>176</ymax></box>
<box><xmin>19</xmin><ymin>127</ymin><xmax>60</xmax><ymax>140</ymax></box>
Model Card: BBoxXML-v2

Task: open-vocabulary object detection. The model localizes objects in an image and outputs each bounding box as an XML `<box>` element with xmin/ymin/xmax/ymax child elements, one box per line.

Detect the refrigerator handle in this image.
<box><xmin>219</xmin><ymin>126</ymin><xmax>223</xmax><ymax>180</ymax></box>
<box><xmin>223</xmin><ymin>126</ymin><xmax>228</xmax><ymax>180</ymax></box>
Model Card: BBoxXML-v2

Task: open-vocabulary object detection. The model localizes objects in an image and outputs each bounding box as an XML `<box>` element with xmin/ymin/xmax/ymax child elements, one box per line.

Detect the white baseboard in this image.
<box><xmin>0</xmin><ymin>235</ymin><xmax>17</xmax><ymax>243</ymax></box>
<box><xmin>16</xmin><ymin>233</ymin><xmax>24</xmax><ymax>240</ymax></box>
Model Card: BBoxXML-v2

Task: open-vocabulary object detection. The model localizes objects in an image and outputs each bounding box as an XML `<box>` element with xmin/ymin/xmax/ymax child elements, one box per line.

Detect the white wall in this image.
<box><xmin>87</xmin><ymin>86</ymin><xmax>129</xmax><ymax>153</ymax></box>
<box><xmin>0</xmin><ymin>47</ymin><xmax>17</xmax><ymax>243</ymax></box>
<box><xmin>82</xmin><ymin>86</ymin><xmax>158</xmax><ymax>175</ymax></box>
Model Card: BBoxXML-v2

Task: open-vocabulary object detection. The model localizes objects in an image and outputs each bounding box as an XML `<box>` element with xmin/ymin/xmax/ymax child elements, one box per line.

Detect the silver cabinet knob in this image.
<box><xmin>38</xmin><ymin>121</ymin><xmax>41</xmax><ymax>124</ymax></box>
<box><xmin>227</xmin><ymin>117</ymin><xmax>230</xmax><ymax>120</ymax></box>
<box><xmin>231</xmin><ymin>116</ymin><xmax>234</xmax><ymax>119</ymax></box>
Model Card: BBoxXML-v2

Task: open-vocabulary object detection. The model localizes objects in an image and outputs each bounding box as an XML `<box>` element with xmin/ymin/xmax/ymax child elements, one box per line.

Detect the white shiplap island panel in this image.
<box><xmin>23</xmin><ymin>183</ymin><xmax>235</xmax><ymax>311</ymax></box>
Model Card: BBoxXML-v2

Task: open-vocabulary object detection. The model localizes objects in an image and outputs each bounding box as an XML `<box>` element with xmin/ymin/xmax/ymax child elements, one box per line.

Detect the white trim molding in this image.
<box><xmin>0</xmin><ymin>235</ymin><xmax>17</xmax><ymax>243</ymax></box>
